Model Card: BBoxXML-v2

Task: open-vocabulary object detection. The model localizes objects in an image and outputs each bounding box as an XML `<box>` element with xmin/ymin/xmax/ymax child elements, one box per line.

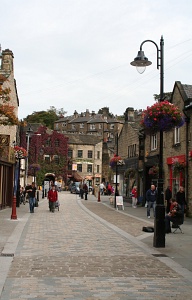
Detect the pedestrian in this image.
<box><xmin>165</xmin><ymin>185</ymin><xmax>172</xmax><ymax>213</ymax></box>
<box><xmin>107</xmin><ymin>183</ymin><xmax>112</xmax><ymax>195</ymax></box>
<box><xmin>165</xmin><ymin>199</ymin><xmax>182</xmax><ymax>233</ymax></box>
<box><xmin>47</xmin><ymin>184</ymin><xmax>58</xmax><ymax>213</ymax></box>
<box><xmin>79</xmin><ymin>181</ymin><xmax>84</xmax><ymax>199</ymax></box>
<box><xmin>131</xmin><ymin>186</ymin><xmax>138</xmax><ymax>208</ymax></box>
<box><xmin>83</xmin><ymin>182</ymin><xmax>88</xmax><ymax>200</ymax></box>
<box><xmin>99</xmin><ymin>182</ymin><xmax>105</xmax><ymax>195</ymax></box>
<box><xmin>25</xmin><ymin>182</ymin><xmax>36</xmax><ymax>213</ymax></box>
<box><xmin>176</xmin><ymin>186</ymin><xmax>187</xmax><ymax>223</ymax></box>
<box><xmin>146</xmin><ymin>184</ymin><xmax>157</xmax><ymax>218</ymax></box>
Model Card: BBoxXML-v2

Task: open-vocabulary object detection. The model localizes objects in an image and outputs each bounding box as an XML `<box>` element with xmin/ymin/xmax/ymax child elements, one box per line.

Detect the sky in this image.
<box><xmin>1</xmin><ymin>0</ymin><xmax>192</xmax><ymax>120</ymax></box>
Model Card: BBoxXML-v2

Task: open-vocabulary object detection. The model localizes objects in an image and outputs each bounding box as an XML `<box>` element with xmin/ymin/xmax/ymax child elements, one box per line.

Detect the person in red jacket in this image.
<box><xmin>47</xmin><ymin>185</ymin><xmax>58</xmax><ymax>212</ymax></box>
<box><xmin>131</xmin><ymin>186</ymin><xmax>138</xmax><ymax>208</ymax></box>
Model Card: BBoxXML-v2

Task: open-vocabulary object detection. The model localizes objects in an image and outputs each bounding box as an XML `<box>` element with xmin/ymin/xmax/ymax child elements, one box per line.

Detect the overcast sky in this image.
<box><xmin>1</xmin><ymin>0</ymin><xmax>192</xmax><ymax>120</ymax></box>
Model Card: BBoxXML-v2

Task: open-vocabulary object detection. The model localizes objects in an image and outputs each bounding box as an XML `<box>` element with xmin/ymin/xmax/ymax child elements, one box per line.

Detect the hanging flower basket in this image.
<box><xmin>141</xmin><ymin>101</ymin><xmax>185</xmax><ymax>133</ymax></box>
<box><xmin>110</xmin><ymin>154</ymin><xmax>122</xmax><ymax>167</ymax></box>
<box><xmin>172</xmin><ymin>161</ymin><xmax>186</xmax><ymax>174</ymax></box>
<box><xmin>148</xmin><ymin>165</ymin><xmax>159</xmax><ymax>176</ymax></box>
<box><xmin>29</xmin><ymin>163</ymin><xmax>41</xmax><ymax>171</ymax></box>
<box><xmin>125</xmin><ymin>168</ymin><xmax>136</xmax><ymax>179</ymax></box>
<box><xmin>14</xmin><ymin>146</ymin><xmax>27</xmax><ymax>159</ymax></box>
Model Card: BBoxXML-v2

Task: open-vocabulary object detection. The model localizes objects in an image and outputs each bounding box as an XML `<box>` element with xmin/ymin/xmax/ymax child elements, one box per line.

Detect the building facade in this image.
<box><xmin>0</xmin><ymin>48</ymin><xmax>19</xmax><ymax>209</ymax></box>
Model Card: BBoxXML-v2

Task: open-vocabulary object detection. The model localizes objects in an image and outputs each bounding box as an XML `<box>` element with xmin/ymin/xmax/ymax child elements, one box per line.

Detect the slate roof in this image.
<box><xmin>182</xmin><ymin>84</ymin><xmax>192</xmax><ymax>100</ymax></box>
<box><xmin>65</xmin><ymin>134</ymin><xmax>102</xmax><ymax>145</ymax></box>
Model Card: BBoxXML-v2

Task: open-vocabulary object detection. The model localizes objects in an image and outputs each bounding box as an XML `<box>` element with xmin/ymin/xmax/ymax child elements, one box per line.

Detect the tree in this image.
<box><xmin>0</xmin><ymin>75</ymin><xmax>18</xmax><ymax>125</ymax></box>
<box><xmin>24</xmin><ymin>107</ymin><xmax>67</xmax><ymax>129</ymax></box>
<box><xmin>153</xmin><ymin>92</ymin><xmax>172</xmax><ymax>102</ymax></box>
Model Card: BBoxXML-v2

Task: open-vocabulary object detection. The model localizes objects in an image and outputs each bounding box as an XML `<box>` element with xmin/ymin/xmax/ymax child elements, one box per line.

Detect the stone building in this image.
<box><xmin>115</xmin><ymin>107</ymin><xmax>142</xmax><ymax>198</ymax></box>
<box><xmin>66</xmin><ymin>134</ymin><xmax>103</xmax><ymax>187</ymax></box>
<box><xmin>54</xmin><ymin>108</ymin><xmax>124</xmax><ymax>183</ymax></box>
<box><xmin>163</xmin><ymin>81</ymin><xmax>192</xmax><ymax>216</ymax></box>
<box><xmin>0</xmin><ymin>48</ymin><xmax>19</xmax><ymax>209</ymax></box>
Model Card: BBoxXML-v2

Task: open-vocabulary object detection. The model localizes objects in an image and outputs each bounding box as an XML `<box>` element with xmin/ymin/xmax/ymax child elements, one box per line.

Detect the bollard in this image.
<box><xmin>11</xmin><ymin>195</ymin><xmax>17</xmax><ymax>220</ymax></box>
<box><xmin>98</xmin><ymin>191</ymin><xmax>100</xmax><ymax>202</ymax></box>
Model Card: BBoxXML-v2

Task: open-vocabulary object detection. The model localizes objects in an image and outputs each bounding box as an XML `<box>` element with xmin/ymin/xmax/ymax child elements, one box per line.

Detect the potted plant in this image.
<box><xmin>172</xmin><ymin>161</ymin><xmax>186</xmax><ymax>174</ymax></box>
<box><xmin>14</xmin><ymin>146</ymin><xmax>27</xmax><ymax>159</ymax></box>
<box><xmin>148</xmin><ymin>165</ymin><xmax>159</xmax><ymax>176</ymax></box>
<box><xmin>125</xmin><ymin>168</ymin><xmax>136</xmax><ymax>179</ymax></box>
<box><xmin>141</xmin><ymin>101</ymin><xmax>185</xmax><ymax>133</ymax></box>
<box><xmin>109</xmin><ymin>154</ymin><xmax>122</xmax><ymax>167</ymax></box>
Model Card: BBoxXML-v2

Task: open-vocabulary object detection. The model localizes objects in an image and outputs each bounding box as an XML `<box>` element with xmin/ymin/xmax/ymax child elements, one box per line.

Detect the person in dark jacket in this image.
<box><xmin>146</xmin><ymin>184</ymin><xmax>157</xmax><ymax>218</ymax></box>
<box><xmin>176</xmin><ymin>186</ymin><xmax>187</xmax><ymax>223</ymax></box>
<box><xmin>165</xmin><ymin>199</ymin><xmax>182</xmax><ymax>233</ymax></box>
<box><xmin>165</xmin><ymin>186</ymin><xmax>172</xmax><ymax>213</ymax></box>
<box><xmin>25</xmin><ymin>182</ymin><xmax>36</xmax><ymax>213</ymax></box>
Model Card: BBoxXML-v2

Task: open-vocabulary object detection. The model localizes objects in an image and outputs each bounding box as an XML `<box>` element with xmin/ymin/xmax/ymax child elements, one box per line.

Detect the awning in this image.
<box><xmin>85</xmin><ymin>175</ymin><xmax>92</xmax><ymax>180</ymax></box>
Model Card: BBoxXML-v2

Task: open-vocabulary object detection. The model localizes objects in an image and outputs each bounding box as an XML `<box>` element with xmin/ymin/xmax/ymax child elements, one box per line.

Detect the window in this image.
<box><xmin>68</xmin><ymin>164</ymin><xmax>72</xmax><ymax>171</ymax></box>
<box><xmin>151</xmin><ymin>134</ymin><xmax>157</xmax><ymax>150</ymax></box>
<box><xmin>128</xmin><ymin>144</ymin><xmax>137</xmax><ymax>157</ymax></box>
<box><xmin>80</xmin><ymin>123</ymin><xmax>84</xmax><ymax>128</ymax></box>
<box><xmin>68</xmin><ymin>149</ymin><xmax>73</xmax><ymax>158</ymax></box>
<box><xmin>78</xmin><ymin>150</ymin><xmax>83</xmax><ymax>158</ymax></box>
<box><xmin>97</xmin><ymin>151</ymin><xmax>100</xmax><ymax>159</ymax></box>
<box><xmin>77</xmin><ymin>164</ymin><xmax>82</xmax><ymax>172</ymax></box>
<box><xmin>54</xmin><ymin>155</ymin><xmax>59</xmax><ymax>164</ymax></box>
<box><xmin>90</xmin><ymin>124</ymin><xmax>95</xmax><ymax>130</ymax></box>
<box><xmin>55</xmin><ymin>139</ymin><xmax>60</xmax><ymax>147</ymax></box>
<box><xmin>110</xmin><ymin>124</ymin><xmax>114</xmax><ymax>129</ymax></box>
<box><xmin>55</xmin><ymin>123</ymin><xmax>58</xmax><ymax>129</ymax></box>
<box><xmin>97</xmin><ymin>165</ymin><xmax>100</xmax><ymax>173</ymax></box>
<box><xmin>62</xmin><ymin>122</ymin><xmax>67</xmax><ymax>127</ymax></box>
<box><xmin>174</xmin><ymin>127</ymin><xmax>180</xmax><ymax>144</ymax></box>
<box><xmin>99</xmin><ymin>124</ymin><xmax>102</xmax><ymax>129</ymax></box>
<box><xmin>45</xmin><ymin>138</ymin><xmax>51</xmax><ymax>147</ymax></box>
<box><xmin>44</xmin><ymin>155</ymin><xmax>50</xmax><ymax>163</ymax></box>
<box><xmin>71</xmin><ymin>124</ymin><xmax>76</xmax><ymax>130</ymax></box>
<box><xmin>88</xmin><ymin>150</ymin><xmax>93</xmax><ymax>158</ymax></box>
<box><xmin>87</xmin><ymin>164</ymin><xmax>92</xmax><ymax>173</ymax></box>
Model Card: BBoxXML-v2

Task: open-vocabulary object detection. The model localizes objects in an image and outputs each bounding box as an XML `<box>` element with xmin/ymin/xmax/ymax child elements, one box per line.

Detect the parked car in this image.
<box><xmin>70</xmin><ymin>182</ymin><xmax>80</xmax><ymax>194</ymax></box>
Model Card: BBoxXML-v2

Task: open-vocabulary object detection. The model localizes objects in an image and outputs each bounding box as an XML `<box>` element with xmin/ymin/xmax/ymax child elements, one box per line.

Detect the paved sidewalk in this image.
<box><xmin>0</xmin><ymin>192</ymin><xmax>191</xmax><ymax>299</ymax></box>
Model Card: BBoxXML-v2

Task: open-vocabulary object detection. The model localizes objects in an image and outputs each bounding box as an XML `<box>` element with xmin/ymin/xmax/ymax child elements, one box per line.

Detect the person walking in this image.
<box><xmin>165</xmin><ymin>186</ymin><xmax>172</xmax><ymax>213</ymax></box>
<box><xmin>99</xmin><ymin>182</ymin><xmax>105</xmax><ymax>195</ymax></box>
<box><xmin>146</xmin><ymin>184</ymin><xmax>157</xmax><ymax>218</ymax></box>
<box><xmin>25</xmin><ymin>182</ymin><xmax>36</xmax><ymax>213</ymax></box>
<box><xmin>79</xmin><ymin>181</ymin><xmax>84</xmax><ymax>199</ymax></box>
<box><xmin>47</xmin><ymin>185</ymin><xmax>58</xmax><ymax>213</ymax></box>
<box><xmin>176</xmin><ymin>186</ymin><xmax>187</xmax><ymax>223</ymax></box>
<box><xmin>131</xmin><ymin>186</ymin><xmax>138</xmax><ymax>208</ymax></box>
<box><xmin>83</xmin><ymin>182</ymin><xmax>88</xmax><ymax>200</ymax></box>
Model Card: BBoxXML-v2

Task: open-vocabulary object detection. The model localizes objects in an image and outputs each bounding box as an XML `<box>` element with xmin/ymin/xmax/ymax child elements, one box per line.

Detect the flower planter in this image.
<box><xmin>14</xmin><ymin>146</ymin><xmax>27</xmax><ymax>159</ymax></box>
<box><xmin>141</xmin><ymin>101</ymin><xmax>185</xmax><ymax>133</ymax></box>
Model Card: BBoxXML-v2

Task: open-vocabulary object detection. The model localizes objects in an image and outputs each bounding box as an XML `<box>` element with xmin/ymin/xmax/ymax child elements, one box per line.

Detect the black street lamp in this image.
<box><xmin>131</xmin><ymin>36</ymin><xmax>165</xmax><ymax>248</ymax></box>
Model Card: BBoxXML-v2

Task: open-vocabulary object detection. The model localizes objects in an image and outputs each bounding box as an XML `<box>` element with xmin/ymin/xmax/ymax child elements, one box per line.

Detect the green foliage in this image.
<box><xmin>153</xmin><ymin>92</ymin><xmax>172</xmax><ymax>101</ymax></box>
<box><xmin>24</xmin><ymin>106</ymin><xmax>66</xmax><ymax>129</ymax></box>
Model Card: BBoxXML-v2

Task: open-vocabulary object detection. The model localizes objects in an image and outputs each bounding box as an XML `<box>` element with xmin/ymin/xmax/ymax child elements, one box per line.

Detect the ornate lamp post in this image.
<box><xmin>131</xmin><ymin>36</ymin><xmax>165</xmax><ymax>248</ymax></box>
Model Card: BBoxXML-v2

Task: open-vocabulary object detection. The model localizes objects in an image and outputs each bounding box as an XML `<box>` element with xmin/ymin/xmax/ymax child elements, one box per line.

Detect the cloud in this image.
<box><xmin>1</xmin><ymin>0</ymin><xmax>192</xmax><ymax>119</ymax></box>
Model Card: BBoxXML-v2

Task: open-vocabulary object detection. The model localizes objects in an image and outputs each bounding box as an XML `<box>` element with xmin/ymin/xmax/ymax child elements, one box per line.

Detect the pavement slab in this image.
<box><xmin>0</xmin><ymin>192</ymin><xmax>192</xmax><ymax>299</ymax></box>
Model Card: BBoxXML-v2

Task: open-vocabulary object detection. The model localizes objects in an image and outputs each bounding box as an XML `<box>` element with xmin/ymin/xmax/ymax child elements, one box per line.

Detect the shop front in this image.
<box><xmin>167</xmin><ymin>155</ymin><xmax>186</xmax><ymax>198</ymax></box>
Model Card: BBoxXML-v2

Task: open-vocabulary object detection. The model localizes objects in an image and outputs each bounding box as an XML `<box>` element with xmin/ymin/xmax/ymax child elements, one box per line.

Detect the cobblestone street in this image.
<box><xmin>0</xmin><ymin>192</ymin><xmax>192</xmax><ymax>299</ymax></box>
